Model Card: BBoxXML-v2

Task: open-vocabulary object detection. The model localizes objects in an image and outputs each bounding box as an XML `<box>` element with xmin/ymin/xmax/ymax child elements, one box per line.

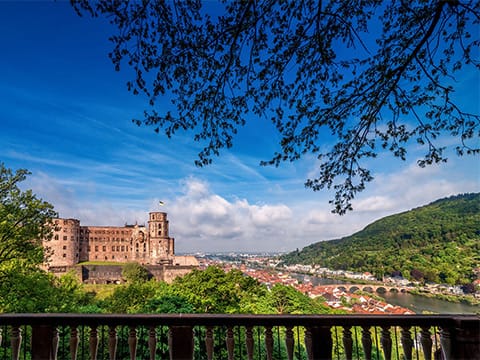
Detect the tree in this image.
<box><xmin>259</xmin><ymin>283</ymin><xmax>330</xmax><ymax>314</ymax></box>
<box><xmin>103</xmin><ymin>281</ymin><xmax>158</xmax><ymax>313</ymax></box>
<box><xmin>0</xmin><ymin>164</ymin><xmax>57</xmax><ymax>270</ymax></box>
<box><xmin>72</xmin><ymin>1</ymin><xmax>479</xmax><ymax>213</ymax></box>
<box><xmin>122</xmin><ymin>262</ymin><xmax>150</xmax><ymax>283</ymax></box>
<box><xmin>172</xmin><ymin>266</ymin><xmax>265</xmax><ymax>313</ymax></box>
<box><xmin>0</xmin><ymin>261</ymin><xmax>88</xmax><ymax>313</ymax></box>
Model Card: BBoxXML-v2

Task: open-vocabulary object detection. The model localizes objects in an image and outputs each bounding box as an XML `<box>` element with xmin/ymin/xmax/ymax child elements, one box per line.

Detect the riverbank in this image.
<box><xmin>409</xmin><ymin>289</ymin><xmax>480</xmax><ymax>307</ymax></box>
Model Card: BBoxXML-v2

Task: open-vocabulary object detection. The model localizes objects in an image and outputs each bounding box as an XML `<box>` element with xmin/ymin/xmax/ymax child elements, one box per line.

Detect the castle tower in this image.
<box><xmin>148</xmin><ymin>212</ymin><xmax>175</xmax><ymax>264</ymax></box>
<box><xmin>46</xmin><ymin>218</ymin><xmax>80</xmax><ymax>267</ymax></box>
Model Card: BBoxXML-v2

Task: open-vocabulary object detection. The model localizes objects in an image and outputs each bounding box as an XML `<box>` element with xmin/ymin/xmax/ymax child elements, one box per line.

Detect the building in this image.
<box><xmin>44</xmin><ymin>211</ymin><xmax>198</xmax><ymax>283</ymax></box>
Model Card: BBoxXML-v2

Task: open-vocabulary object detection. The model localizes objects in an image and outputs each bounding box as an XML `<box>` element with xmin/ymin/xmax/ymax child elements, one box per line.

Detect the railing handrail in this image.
<box><xmin>0</xmin><ymin>313</ymin><xmax>477</xmax><ymax>327</ymax></box>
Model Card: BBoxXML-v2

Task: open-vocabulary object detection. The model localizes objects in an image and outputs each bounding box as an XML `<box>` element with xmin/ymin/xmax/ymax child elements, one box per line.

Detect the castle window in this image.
<box><xmin>54</xmin><ymin>235</ymin><xmax>59</xmax><ymax>240</ymax></box>
<box><xmin>143</xmin><ymin>243</ymin><xmax>146</xmax><ymax>252</ymax></box>
<box><xmin>71</xmin><ymin>236</ymin><xmax>74</xmax><ymax>241</ymax></box>
<box><xmin>112</xmin><ymin>246</ymin><xmax>115</xmax><ymax>251</ymax></box>
<box><xmin>121</xmin><ymin>246</ymin><xmax>125</xmax><ymax>251</ymax></box>
<box><xmin>95</xmin><ymin>255</ymin><xmax>98</xmax><ymax>259</ymax></box>
<box><xmin>136</xmin><ymin>243</ymin><xmax>139</xmax><ymax>252</ymax></box>
<box><xmin>112</xmin><ymin>255</ymin><xmax>115</xmax><ymax>259</ymax></box>
<box><xmin>116</xmin><ymin>246</ymin><xmax>120</xmax><ymax>252</ymax></box>
<box><xmin>63</xmin><ymin>254</ymin><xmax>66</xmax><ymax>258</ymax></box>
<box><xmin>95</xmin><ymin>246</ymin><xmax>98</xmax><ymax>252</ymax></box>
<box><xmin>102</xmin><ymin>246</ymin><xmax>106</xmax><ymax>251</ymax></box>
<box><xmin>63</xmin><ymin>236</ymin><xmax>67</xmax><ymax>241</ymax></box>
<box><xmin>63</xmin><ymin>246</ymin><xmax>67</xmax><ymax>250</ymax></box>
<box><xmin>158</xmin><ymin>230</ymin><xmax>162</xmax><ymax>236</ymax></box>
<box><xmin>105</xmin><ymin>256</ymin><xmax>108</xmax><ymax>260</ymax></box>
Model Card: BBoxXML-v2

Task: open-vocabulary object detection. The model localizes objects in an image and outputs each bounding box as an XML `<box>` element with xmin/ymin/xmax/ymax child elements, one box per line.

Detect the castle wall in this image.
<box><xmin>173</xmin><ymin>256</ymin><xmax>199</xmax><ymax>266</ymax></box>
<box><xmin>81</xmin><ymin>265</ymin><xmax>124</xmax><ymax>284</ymax></box>
<box><xmin>80</xmin><ymin>226</ymin><xmax>136</xmax><ymax>263</ymax></box>
<box><xmin>162</xmin><ymin>265</ymin><xmax>196</xmax><ymax>283</ymax></box>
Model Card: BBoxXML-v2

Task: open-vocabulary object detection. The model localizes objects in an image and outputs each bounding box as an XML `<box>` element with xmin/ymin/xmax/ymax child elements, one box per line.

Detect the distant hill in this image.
<box><xmin>281</xmin><ymin>193</ymin><xmax>480</xmax><ymax>285</ymax></box>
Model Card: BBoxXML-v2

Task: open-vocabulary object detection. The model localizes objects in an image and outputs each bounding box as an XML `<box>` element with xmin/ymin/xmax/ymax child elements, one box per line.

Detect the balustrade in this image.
<box><xmin>0</xmin><ymin>314</ymin><xmax>478</xmax><ymax>360</ymax></box>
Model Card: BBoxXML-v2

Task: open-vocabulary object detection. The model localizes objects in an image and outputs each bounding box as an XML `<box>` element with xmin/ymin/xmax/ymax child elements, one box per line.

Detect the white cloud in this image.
<box><xmin>20</xmin><ymin>156</ymin><xmax>478</xmax><ymax>254</ymax></box>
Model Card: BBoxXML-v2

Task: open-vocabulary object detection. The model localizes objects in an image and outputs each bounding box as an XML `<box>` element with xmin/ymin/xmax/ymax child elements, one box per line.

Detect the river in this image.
<box><xmin>378</xmin><ymin>291</ymin><xmax>478</xmax><ymax>314</ymax></box>
<box><xmin>293</xmin><ymin>274</ymin><xmax>479</xmax><ymax>314</ymax></box>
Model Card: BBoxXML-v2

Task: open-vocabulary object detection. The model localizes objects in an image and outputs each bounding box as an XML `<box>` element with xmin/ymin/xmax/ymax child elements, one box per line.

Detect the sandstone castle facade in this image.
<box><xmin>44</xmin><ymin>212</ymin><xmax>197</xmax><ymax>283</ymax></box>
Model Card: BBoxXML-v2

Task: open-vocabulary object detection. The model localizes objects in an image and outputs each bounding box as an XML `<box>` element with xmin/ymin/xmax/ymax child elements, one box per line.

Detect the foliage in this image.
<box><xmin>172</xmin><ymin>266</ymin><xmax>266</xmax><ymax>313</ymax></box>
<box><xmin>253</xmin><ymin>283</ymin><xmax>331</xmax><ymax>315</ymax></box>
<box><xmin>95</xmin><ymin>265</ymin><xmax>340</xmax><ymax>316</ymax></box>
<box><xmin>281</xmin><ymin>193</ymin><xmax>480</xmax><ymax>285</ymax></box>
<box><xmin>142</xmin><ymin>294</ymin><xmax>194</xmax><ymax>314</ymax></box>
<box><xmin>0</xmin><ymin>262</ymin><xmax>86</xmax><ymax>313</ymax></box>
<box><xmin>0</xmin><ymin>163</ymin><xmax>57</xmax><ymax>269</ymax></box>
<box><xmin>101</xmin><ymin>281</ymin><xmax>158</xmax><ymax>313</ymax></box>
<box><xmin>122</xmin><ymin>262</ymin><xmax>150</xmax><ymax>283</ymax></box>
<box><xmin>72</xmin><ymin>1</ymin><xmax>479</xmax><ymax>213</ymax></box>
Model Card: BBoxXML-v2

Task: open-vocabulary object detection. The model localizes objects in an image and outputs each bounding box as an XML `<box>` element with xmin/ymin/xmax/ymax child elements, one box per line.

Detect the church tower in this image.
<box><xmin>148</xmin><ymin>212</ymin><xmax>175</xmax><ymax>264</ymax></box>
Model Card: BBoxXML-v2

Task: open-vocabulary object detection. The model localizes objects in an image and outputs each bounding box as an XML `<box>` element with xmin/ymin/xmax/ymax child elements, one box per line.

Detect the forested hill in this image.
<box><xmin>281</xmin><ymin>193</ymin><xmax>480</xmax><ymax>285</ymax></box>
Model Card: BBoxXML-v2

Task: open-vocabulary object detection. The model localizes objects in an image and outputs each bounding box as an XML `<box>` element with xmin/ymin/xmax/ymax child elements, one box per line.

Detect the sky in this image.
<box><xmin>1</xmin><ymin>2</ymin><xmax>478</xmax><ymax>253</ymax></box>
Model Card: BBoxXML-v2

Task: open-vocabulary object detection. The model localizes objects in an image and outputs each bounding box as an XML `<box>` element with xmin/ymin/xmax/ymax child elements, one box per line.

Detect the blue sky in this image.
<box><xmin>1</xmin><ymin>2</ymin><xmax>478</xmax><ymax>253</ymax></box>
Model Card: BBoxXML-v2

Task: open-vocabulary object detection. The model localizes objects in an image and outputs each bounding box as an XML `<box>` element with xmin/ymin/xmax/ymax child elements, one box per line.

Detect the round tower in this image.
<box><xmin>47</xmin><ymin>218</ymin><xmax>80</xmax><ymax>267</ymax></box>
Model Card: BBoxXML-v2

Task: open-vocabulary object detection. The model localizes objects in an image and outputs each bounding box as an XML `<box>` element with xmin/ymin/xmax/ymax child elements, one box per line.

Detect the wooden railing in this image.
<box><xmin>0</xmin><ymin>314</ymin><xmax>478</xmax><ymax>359</ymax></box>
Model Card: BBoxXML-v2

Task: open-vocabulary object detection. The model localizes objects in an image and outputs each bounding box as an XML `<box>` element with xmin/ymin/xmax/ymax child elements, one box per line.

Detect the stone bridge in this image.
<box><xmin>315</xmin><ymin>284</ymin><xmax>412</xmax><ymax>294</ymax></box>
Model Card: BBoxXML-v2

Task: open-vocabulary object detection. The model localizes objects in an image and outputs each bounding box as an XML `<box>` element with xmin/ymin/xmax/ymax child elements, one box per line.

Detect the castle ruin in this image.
<box><xmin>44</xmin><ymin>211</ymin><xmax>197</xmax><ymax>283</ymax></box>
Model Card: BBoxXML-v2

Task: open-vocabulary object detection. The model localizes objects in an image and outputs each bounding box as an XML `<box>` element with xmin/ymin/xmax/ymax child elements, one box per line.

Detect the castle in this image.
<box><xmin>44</xmin><ymin>211</ymin><xmax>198</xmax><ymax>283</ymax></box>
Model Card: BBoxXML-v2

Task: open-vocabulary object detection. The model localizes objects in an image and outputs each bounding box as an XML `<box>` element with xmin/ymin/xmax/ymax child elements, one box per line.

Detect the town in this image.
<box><xmin>195</xmin><ymin>252</ymin><xmax>480</xmax><ymax>314</ymax></box>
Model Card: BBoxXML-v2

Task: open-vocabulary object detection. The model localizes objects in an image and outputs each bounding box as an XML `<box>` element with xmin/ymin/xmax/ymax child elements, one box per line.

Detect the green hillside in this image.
<box><xmin>281</xmin><ymin>193</ymin><xmax>480</xmax><ymax>285</ymax></box>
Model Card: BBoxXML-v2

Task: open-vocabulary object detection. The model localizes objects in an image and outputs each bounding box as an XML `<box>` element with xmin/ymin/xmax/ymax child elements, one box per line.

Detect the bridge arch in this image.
<box><xmin>348</xmin><ymin>286</ymin><xmax>360</xmax><ymax>293</ymax></box>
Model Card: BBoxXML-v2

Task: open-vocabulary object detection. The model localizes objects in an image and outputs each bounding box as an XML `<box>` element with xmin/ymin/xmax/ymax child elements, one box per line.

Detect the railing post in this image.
<box><xmin>11</xmin><ymin>326</ymin><xmax>22</xmax><ymax>360</ymax></box>
<box><xmin>31</xmin><ymin>325</ymin><xmax>56</xmax><ymax>360</ymax></box>
<box><xmin>70</xmin><ymin>326</ymin><xmax>79</xmax><ymax>360</ymax></box>
<box><xmin>169</xmin><ymin>326</ymin><xmax>194</xmax><ymax>360</ymax></box>
<box><xmin>343</xmin><ymin>326</ymin><xmax>353</xmax><ymax>360</ymax></box>
<box><xmin>205</xmin><ymin>326</ymin><xmax>214</xmax><ymax>360</ymax></box>
<box><xmin>451</xmin><ymin>318</ymin><xmax>480</xmax><ymax>360</ymax></box>
<box><xmin>439</xmin><ymin>327</ymin><xmax>452</xmax><ymax>360</ymax></box>
<box><xmin>306</xmin><ymin>326</ymin><xmax>332</xmax><ymax>360</ymax></box>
